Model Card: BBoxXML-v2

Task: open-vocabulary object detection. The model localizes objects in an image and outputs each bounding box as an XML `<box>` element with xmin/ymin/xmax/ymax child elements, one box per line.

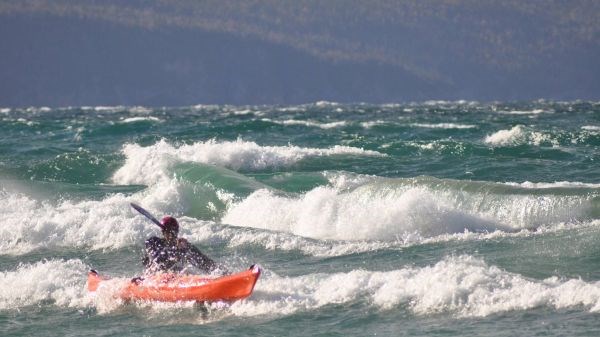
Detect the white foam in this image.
<box><xmin>0</xmin><ymin>193</ymin><xmax>129</xmax><ymax>254</ymax></box>
<box><xmin>0</xmin><ymin>259</ymin><xmax>89</xmax><ymax>309</ymax></box>
<box><xmin>505</xmin><ymin>181</ymin><xmax>600</xmax><ymax>189</ymax></box>
<box><xmin>94</xmin><ymin>106</ymin><xmax>125</xmax><ymax>113</ymax></box>
<box><xmin>315</xmin><ymin>101</ymin><xmax>340</xmax><ymax>107</ymax></box>
<box><xmin>485</xmin><ymin>125</ymin><xmax>528</xmax><ymax>146</ymax></box>
<box><xmin>112</xmin><ymin>139</ymin><xmax>384</xmax><ymax>185</ymax></box>
<box><xmin>416</xmin><ymin>141</ymin><xmax>445</xmax><ymax>151</ymax></box>
<box><xmin>410</xmin><ymin>123</ymin><xmax>477</xmax><ymax>129</ymax></box>
<box><xmin>222</xmin><ymin>174</ymin><xmax>593</xmax><ymax>241</ymax></box>
<box><xmin>2</xmin><ymin>170</ymin><xmax>594</xmax><ymax>257</ymax></box>
<box><xmin>73</xmin><ymin>126</ymin><xmax>85</xmax><ymax>142</ymax></box>
<box><xmin>582</xmin><ymin>125</ymin><xmax>600</xmax><ymax>131</ymax></box>
<box><xmin>128</xmin><ymin>106</ymin><xmax>153</xmax><ymax>114</ymax></box>
<box><xmin>16</xmin><ymin>118</ymin><xmax>38</xmax><ymax>126</ymax></box>
<box><xmin>120</xmin><ymin>116</ymin><xmax>162</xmax><ymax>123</ymax></box>
<box><xmin>6</xmin><ymin>255</ymin><xmax>600</xmax><ymax>318</ymax></box>
<box><xmin>0</xmin><ymin>180</ymin><xmax>195</xmax><ymax>254</ymax></box>
<box><xmin>188</xmin><ymin>220</ymin><xmax>395</xmax><ymax>257</ymax></box>
<box><xmin>402</xmin><ymin>140</ymin><xmax>468</xmax><ymax>153</ymax></box>
<box><xmin>484</xmin><ymin>125</ymin><xmax>559</xmax><ymax>147</ymax></box>
<box><xmin>190</xmin><ymin>104</ymin><xmax>223</xmax><ymax>111</ymax></box>
<box><xmin>370</xmin><ymin>255</ymin><xmax>600</xmax><ymax>316</ymax></box>
<box><xmin>424</xmin><ymin>100</ymin><xmax>451</xmax><ymax>106</ymax></box>
<box><xmin>0</xmin><ymin>258</ymin><xmax>142</xmax><ymax>313</ymax></box>
<box><xmin>275</xmin><ymin>106</ymin><xmax>304</xmax><ymax>112</ymax></box>
<box><xmin>360</xmin><ymin>120</ymin><xmax>389</xmax><ymax>128</ymax></box>
<box><xmin>89</xmin><ymin>106</ymin><xmax>152</xmax><ymax>114</ymax></box>
<box><xmin>418</xmin><ymin>100</ymin><xmax>478</xmax><ymax>107</ymax></box>
<box><xmin>232</xmin><ymin>109</ymin><xmax>254</xmax><ymax>115</ymax></box>
<box><xmin>186</xmin><ymin>213</ymin><xmax>598</xmax><ymax>258</ymax></box>
<box><xmin>222</xmin><ymin>187</ymin><xmax>492</xmax><ymax>241</ymax></box>
<box><xmin>263</xmin><ymin>118</ymin><xmax>348</xmax><ymax>129</ymax></box>
<box><xmin>498</xmin><ymin>109</ymin><xmax>549</xmax><ymax>115</ymax></box>
<box><xmin>230</xmin><ymin>255</ymin><xmax>600</xmax><ymax>318</ymax></box>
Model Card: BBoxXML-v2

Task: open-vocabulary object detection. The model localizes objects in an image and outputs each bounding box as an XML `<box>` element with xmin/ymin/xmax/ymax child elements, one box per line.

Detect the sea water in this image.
<box><xmin>1</xmin><ymin>101</ymin><xmax>599</xmax><ymax>336</ymax></box>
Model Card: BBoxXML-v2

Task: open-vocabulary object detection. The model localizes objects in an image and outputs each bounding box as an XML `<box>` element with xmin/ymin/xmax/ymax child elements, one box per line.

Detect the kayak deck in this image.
<box><xmin>88</xmin><ymin>265</ymin><xmax>261</xmax><ymax>302</ymax></box>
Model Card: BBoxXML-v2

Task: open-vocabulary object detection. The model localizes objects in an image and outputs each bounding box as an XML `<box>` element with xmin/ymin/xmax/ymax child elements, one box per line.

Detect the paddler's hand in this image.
<box><xmin>131</xmin><ymin>276</ymin><xmax>144</xmax><ymax>284</ymax></box>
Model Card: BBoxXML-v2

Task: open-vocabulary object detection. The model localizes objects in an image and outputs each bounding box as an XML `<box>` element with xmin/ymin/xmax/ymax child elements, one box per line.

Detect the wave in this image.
<box><xmin>2</xmin><ymin>117</ymin><xmax>39</xmax><ymax>126</ymax></box>
<box><xmin>3</xmin><ymin>166</ymin><xmax>598</xmax><ymax>255</ymax></box>
<box><xmin>119</xmin><ymin>116</ymin><xmax>162</xmax><ymax>123</ymax></box>
<box><xmin>261</xmin><ymin>118</ymin><xmax>348</xmax><ymax>129</ymax></box>
<box><xmin>359</xmin><ymin>120</ymin><xmax>390</xmax><ymax>129</ymax></box>
<box><xmin>82</xmin><ymin>106</ymin><xmax>153</xmax><ymax>114</ymax></box>
<box><xmin>485</xmin><ymin>125</ymin><xmax>531</xmax><ymax>146</ymax></box>
<box><xmin>314</xmin><ymin>101</ymin><xmax>341</xmax><ymax>107</ymax></box>
<box><xmin>186</xmin><ymin>218</ymin><xmax>591</xmax><ymax>258</ymax></box>
<box><xmin>0</xmin><ymin>189</ymin><xmax>149</xmax><ymax>254</ymax></box>
<box><xmin>231</xmin><ymin>255</ymin><xmax>600</xmax><ymax>318</ymax></box>
<box><xmin>422</xmin><ymin>100</ymin><xmax>479</xmax><ymax>106</ymax></box>
<box><xmin>505</xmin><ymin>181</ymin><xmax>600</xmax><ymax>189</ymax></box>
<box><xmin>409</xmin><ymin>123</ymin><xmax>477</xmax><ymax>129</ymax></box>
<box><xmin>0</xmin><ymin>170</ymin><xmax>219</xmax><ymax>254</ymax></box>
<box><xmin>223</xmin><ymin>174</ymin><xmax>599</xmax><ymax>241</ymax></box>
<box><xmin>9</xmin><ymin>256</ymin><xmax>599</xmax><ymax>319</ymax></box>
<box><xmin>1</xmin><ymin>167</ymin><xmax>387</xmax><ymax>255</ymax></box>
<box><xmin>0</xmin><ymin>162</ymin><xmax>270</xmax><ymax>255</ymax></box>
<box><xmin>484</xmin><ymin>125</ymin><xmax>600</xmax><ymax>147</ymax></box>
<box><xmin>266</xmin><ymin>120</ymin><xmax>479</xmax><ymax>131</ymax></box>
<box><xmin>497</xmin><ymin>109</ymin><xmax>550</xmax><ymax>115</ymax></box>
<box><xmin>484</xmin><ymin>125</ymin><xmax>562</xmax><ymax>147</ymax></box>
<box><xmin>112</xmin><ymin>139</ymin><xmax>385</xmax><ymax>185</ymax></box>
<box><xmin>582</xmin><ymin>125</ymin><xmax>600</xmax><ymax>132</ymax></box>
<box><xmin>0</xmin><ymin>259</ymin><xmax>89</xmax><ymax>310</ymax></box>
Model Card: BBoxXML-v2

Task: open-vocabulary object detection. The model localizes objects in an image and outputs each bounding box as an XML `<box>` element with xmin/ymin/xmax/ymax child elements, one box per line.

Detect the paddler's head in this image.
<box><xmin>160</xmin><ymin>216</ymin><xmax>179</xmax><ymax>242</ymax></box>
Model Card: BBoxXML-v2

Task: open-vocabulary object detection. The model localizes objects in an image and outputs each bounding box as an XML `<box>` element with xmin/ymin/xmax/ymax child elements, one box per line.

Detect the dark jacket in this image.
<box><xmin>142</xmin><ymin>236</ymin><xmax>217</xmax><ymax>274</ymax></box>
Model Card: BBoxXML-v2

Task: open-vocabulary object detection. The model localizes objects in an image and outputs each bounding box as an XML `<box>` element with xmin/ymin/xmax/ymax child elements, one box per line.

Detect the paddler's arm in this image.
<box><xmin>142</xmin><ymin>236</ymin><xmax>162</xmax><ymax>269</ymax></box>
<box><xmin>179</xmin><ymin>239</ymin><xmax>219</xmax><ymax>273</ymax></box>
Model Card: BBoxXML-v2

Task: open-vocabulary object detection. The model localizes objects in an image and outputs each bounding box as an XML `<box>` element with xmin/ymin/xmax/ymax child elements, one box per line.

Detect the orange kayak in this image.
<box><xmin>87</xmin><ymin>265</ymin><xmax>261</xmax><ymax>302</ymax></box>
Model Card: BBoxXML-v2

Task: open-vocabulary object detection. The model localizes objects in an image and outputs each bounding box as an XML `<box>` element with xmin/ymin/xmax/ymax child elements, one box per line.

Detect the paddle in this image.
<box><xmin>131</xmin><ymin>202</ymin><xmax>163</xmax><ymax>229</ymax></box>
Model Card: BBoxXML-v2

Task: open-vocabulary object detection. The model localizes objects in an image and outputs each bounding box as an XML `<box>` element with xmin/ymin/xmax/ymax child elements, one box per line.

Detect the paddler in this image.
<box><xmin>142</xmin><ymin>216</ymin><xmax>218</xmax><ymax>274</ymax></box>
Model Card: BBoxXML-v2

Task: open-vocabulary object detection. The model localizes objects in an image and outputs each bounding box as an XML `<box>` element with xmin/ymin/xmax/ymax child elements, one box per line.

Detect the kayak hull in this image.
<box><xmin>88</xmin><ymin>265</ymin><xmax>261</xmax><ymax>302</ymax></box>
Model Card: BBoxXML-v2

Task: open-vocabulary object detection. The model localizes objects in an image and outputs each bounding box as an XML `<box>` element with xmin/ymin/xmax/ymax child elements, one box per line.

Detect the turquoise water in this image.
<box><xmin>1</xmin><ymin>101</ymin><xmax>600</xmax><ymax>336</ymax></box>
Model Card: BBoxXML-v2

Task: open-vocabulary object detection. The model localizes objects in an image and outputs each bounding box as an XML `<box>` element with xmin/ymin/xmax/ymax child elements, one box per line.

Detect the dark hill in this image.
<box><xmin>0</xmin><ymin>1</ymin><xmax>598</xmax><ymax>106</ymax></box>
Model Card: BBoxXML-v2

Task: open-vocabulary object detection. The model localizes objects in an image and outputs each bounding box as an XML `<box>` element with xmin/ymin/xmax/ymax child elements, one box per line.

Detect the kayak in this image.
<box><xmin>87</xmin><ymin>265</ymin><xmax>261</xmax><ymax>302</ymax></box>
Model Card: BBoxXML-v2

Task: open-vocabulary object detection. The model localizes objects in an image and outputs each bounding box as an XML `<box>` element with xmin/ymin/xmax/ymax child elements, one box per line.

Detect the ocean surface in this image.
<box><xmin>1</xmin><ymin>101</ymin><xmax>599</xmax><ymax>336</ymax></box>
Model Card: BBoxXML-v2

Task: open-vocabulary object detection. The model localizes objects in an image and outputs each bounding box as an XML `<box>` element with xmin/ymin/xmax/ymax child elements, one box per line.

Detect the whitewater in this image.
<box><xmin>0</xmin><ymin>101</ymin><xmax>599</xmax><ymax>336</ymax></box>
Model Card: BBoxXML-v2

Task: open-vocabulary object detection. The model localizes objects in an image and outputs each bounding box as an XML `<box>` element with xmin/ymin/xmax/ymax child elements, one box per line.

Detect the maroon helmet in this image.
<box><xmin>160</xmin><ymin>216</ymin><xmax>179</xmax><ymax>233</ymax></box>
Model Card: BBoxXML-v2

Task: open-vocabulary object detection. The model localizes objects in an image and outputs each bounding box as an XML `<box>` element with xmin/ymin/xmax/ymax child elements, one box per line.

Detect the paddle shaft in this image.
<box><xmin>131</xmin><ymin>203</ymin><xmax>163</xmax><ymax>228</ymax></box>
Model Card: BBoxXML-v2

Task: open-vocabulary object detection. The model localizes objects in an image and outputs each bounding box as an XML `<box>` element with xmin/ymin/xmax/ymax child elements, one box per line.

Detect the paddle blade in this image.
<box><xmin>130</xmin><ymin>203</ymin><xmax>163</xmax><ymax>228</ymax></box>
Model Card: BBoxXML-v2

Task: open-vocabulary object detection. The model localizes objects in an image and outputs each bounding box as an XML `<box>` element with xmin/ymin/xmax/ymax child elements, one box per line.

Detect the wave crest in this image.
<box><xmin>0</xmin><ymin>259</ymin><xmax>89</xmax><ymax>309</ymax></box>
<box><xmin>231</xmin><ymin>255</ymin><xmax>600</xmax><ymax>318</ymax></box>
<box><xmin>223</xmin><ymin>174</ymin><xmax>597</xmax><ymax>241</ymax></box>
<box><xmin>112</xmin><ymin>139</ymin><xmax>384</xmax><ymax>185</ymax></box>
